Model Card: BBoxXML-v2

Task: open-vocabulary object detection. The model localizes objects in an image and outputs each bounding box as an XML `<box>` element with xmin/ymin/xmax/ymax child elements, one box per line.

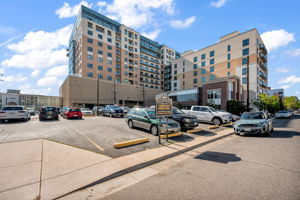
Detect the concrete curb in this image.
<box><xmin>160</xmin><ymin>132</ymin><xmax>182</xmax><ymax>139</ymax></box>
<box><xmin>114</xmin><ymin>138</ymin><xmax>149</xmax><ymax>149</ymax></box>
<box><xmin>54</xmin><ymin>130</ymin><xmax>234</xmax><ymax>199</ymax></box>
<box><xmin>186</xmin><ymin>128</ymin><xmax>203</xmax><ymax>133</ymax></box>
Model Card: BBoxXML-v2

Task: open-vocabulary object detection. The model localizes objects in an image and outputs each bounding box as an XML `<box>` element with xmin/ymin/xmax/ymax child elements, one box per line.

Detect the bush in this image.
<box><xmin>227</xmin><ymin>100</ymin><xmax>246</xmax><ymax>115</ymax></box>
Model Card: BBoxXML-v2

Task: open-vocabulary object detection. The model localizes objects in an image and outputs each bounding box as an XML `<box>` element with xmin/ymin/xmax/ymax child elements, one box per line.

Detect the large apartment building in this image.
<box><xmin>169</xmin><ymin>29</ymin><xmax>268</xmax><ymax>107</ymax></box>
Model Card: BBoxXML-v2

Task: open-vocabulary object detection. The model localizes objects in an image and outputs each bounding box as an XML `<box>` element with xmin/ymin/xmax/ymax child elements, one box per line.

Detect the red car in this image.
<box><xmin>63</xmin><ymin>107</ymin><xmax>83</xmax><ymax>119</ymax></box>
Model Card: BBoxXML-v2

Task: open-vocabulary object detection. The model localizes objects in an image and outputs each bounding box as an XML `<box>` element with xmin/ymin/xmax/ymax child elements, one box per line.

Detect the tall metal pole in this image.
<box><xmin>246</xmin><ymin>55</ymin><xmax>250</xmax><ymax>112</ymax></box>
<box><xmin>113</xmin><ymin>80</ymin><xmax>116</xmax><ymax>104</ymax></box>
<box><xmin>142</xmin><ymin>83</ymin><xmax>146</xmax><ymax>107</ymax></box>
<box><xmin>96</xmin><ymin>77</ymin><xmax>99</xmax><ymax>116</ymax></box>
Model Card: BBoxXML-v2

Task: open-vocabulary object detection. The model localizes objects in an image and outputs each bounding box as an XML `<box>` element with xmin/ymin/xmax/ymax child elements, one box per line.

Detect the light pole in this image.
<box><xmin>142</xmin><ymin>83</ymin><xmax>146</xmax><ymax>107</ymax></box>
<box><xmin>246</xmin><ymin>55</ymin><xmax>250</xmax><ymax>111</ymax></box>
<box><xmin>113</xmin><ymin>79</ymin><xmax>117</xmax><ymax>104</ymax></box>
<box><xmin>96</xmin><ymin>73</ymin><xmax>100</xmax><ymax>116</ymax></box>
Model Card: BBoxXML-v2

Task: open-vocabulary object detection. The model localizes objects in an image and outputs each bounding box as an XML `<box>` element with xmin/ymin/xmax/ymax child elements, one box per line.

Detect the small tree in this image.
<box><xmin>253</xmin><ymin>94</ymin><xmax>280</xmax><ymax>114</ymax></box>
<box><xmin>226</xmin><ymin>100</ymin><xmax>246</xmax><ymax>115</ymax></box>
<box><xmin>283</xmin><ymin>96</ymin><xmax>299</xmax><ymax>110</ymax></box>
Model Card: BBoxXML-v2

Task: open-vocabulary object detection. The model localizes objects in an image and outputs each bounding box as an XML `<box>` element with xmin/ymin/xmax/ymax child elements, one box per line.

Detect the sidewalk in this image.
<box><xmin>0</xmin><ymin>128</ymin><xmax>233</xmax><ymax>200</ymax></box>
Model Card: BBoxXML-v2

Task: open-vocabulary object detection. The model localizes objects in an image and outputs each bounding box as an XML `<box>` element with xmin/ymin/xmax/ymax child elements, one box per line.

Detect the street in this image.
<box><xmin>103</xmin><ymin>115</ymin><xmax>300</xmax><ymax>200</ymax></box>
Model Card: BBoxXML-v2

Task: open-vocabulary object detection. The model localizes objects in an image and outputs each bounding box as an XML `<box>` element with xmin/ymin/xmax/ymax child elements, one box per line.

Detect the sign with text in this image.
<box><xmin>155</xmin><ymin>94</ymin><xmax>172</xmax><ymax>117</ymax></box>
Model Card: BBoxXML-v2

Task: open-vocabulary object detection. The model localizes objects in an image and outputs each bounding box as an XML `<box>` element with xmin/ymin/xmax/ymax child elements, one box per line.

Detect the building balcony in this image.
<box><xmin>259</xmin><ymin>72</ymin><xmax>267</xmax><ymax>80</ymax></box>
<box><xmin>259</xmin><ymin>53</ymin><xmax>267</xmax><ymax>63</ymax></box>
<box><xmin>260</xmin><ymin>63</ymin><xmax>267</xmax><ymax>71</ymax></box>
<box><xmin>259</xmin><ymin>44</ymin><xmax>267</xmax><ymax>54</ymax></box>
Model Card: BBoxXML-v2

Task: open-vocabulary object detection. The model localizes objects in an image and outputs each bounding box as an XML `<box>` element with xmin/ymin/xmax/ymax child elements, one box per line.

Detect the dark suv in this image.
<box><xmin>39</xmin><ymin>107</ymin><xmax>59</xmax><ymax>121</ymax></box>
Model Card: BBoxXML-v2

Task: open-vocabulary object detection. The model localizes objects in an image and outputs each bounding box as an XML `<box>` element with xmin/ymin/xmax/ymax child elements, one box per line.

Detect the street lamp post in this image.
<box><xmin>142</xmin><ymin>83</ymin><xmax>146</xmax><ymax>106</ymax></box>
<box><xmin>246</xmin><ymin>55</ymin><xmax>250</xmax><ymax>112</ymax></box>
<box><xmin>96</xmin><ymin>74</ymin><xmax>100</xmax><ymax>116</ymax></box>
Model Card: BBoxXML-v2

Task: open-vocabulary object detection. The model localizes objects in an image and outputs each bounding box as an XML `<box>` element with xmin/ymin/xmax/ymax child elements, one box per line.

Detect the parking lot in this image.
<box><xmin>0</xmin><ymin>115</ymin><xmax>227</xmax><ymax>158</ymax></box>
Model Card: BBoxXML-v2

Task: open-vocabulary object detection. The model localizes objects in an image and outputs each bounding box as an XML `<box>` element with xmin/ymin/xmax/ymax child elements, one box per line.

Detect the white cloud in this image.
<box><xmin>0</xmin><ymin>25</ymin><xmax>16</xmax><ymax>35</ymax></box>
<box><xmin>37</xmin><ymin>76</ymin><xmax>59</xmax><ymax>87</ymax></box>
<box><xmin>261</xmin><ymin>29</ymin><xmax>295</xmax><ymax>52</ymax></box>
<box><xmin>1</xmin><ymin>25</ymin><xmax>71</xmax><ymax>69</ymax></box>
<box><xmin>170</xmin><ymin>16</ymin><xmax>196</xmax><ymax>29</ymax></box>
<box><xmin>45</xmin><ymin>65</ymin><xmax>68</xmax><ymax>77</ymax></box>
<box><xmin>0</xmin><ymin>33</ymin><xmax>27</xmax><ymax>48</ymax></box>
<box><xmin>278</xmin><ymin>75</ymin><xmax>300</xmax><ymax>85</ymax></box>
<box><xmin>210</xmin><ymin>0</ymin><xmax>227</xmax><ymax>8</ymax></box>
<box><xmin>97</xmin><ymin>1</ymin><xmax>107</xmax><ymax>13</ymax></box>
<box><xmin>280</xmin><ymin>85</ymin><xmax>291</xmax><ymax>90</ymax></box>
<box><xmin>18</xmin><ymin>84</ymin><xmax>52</xmax><ymax>95</ymax></box>
<box><xmin>2</xmin><ymin>74</ymin><xmax>27</xmax><ymax>83</ymax></box>
<box><xmin>286</xmin><ymin>48</ymin><xmax>300</xmax><ymax>57</ymax></box>
<box><xmin>141</xmin><ymin>29</ymin><xmax>161</xmax><ymax>40</ymax></box>
<box><xmin>98</xmin><ymin>0</ymin><xmax>175</xmax><ymax>29</ymax></box>
<box><xmin>55</xmin><ymin>1</ymin><xmax>92</xmax><ymax>19</ymax></box>
<box><xmin>31</xmin><ymin>70</ymin><xmax>41</xmax><ymax>77</ymax></box>
<box><xmin>275</xmin><ymin>67</ymin><xmax>290</xmax><ymax>73</ymax></box>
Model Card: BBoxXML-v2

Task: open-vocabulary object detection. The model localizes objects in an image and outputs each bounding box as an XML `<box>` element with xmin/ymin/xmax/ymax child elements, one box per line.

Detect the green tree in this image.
<box><xmin>283</xmin><ymin>96</ymin><xmax>299</xmax><ymax>110</ymax></box>
<box><xmin>226</xmin><ymin>100</ymin><xmax>246</xmax><ymax>115</ymax></box>
<box><xmin>252</xmin><ymin>94</ymin><xmax>280</xmax><ymax>114</ymax></box>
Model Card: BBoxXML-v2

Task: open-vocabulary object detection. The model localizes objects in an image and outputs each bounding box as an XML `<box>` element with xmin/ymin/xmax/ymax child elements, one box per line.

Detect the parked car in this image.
<box><xmin>182</xmin><ymin>106</ymin><xmax>231</xmax><ymax>126</ymax></box>
<box><xmin>81</xmin><ymin>108</ymin><xmax>93</xmax><ymax>115</ymax></box>
<box><xmin>126</xmin><ymin>107</ymin><xmax>181</xmax><ymax>136</ymax></box>
<box><xmin>233</xmin><ymin>111</ymin><xmax>273</xmax><ymax>136</ymax></box>
<box><xmin>39</xmin><ymin>107</ymin><xmax>59</xmax><ymax>120</ymax></box>
<box><xmin>102</xmin><ymin>105</ymin><xmax>124</xmax><ymax>118</ymax></box>
<box><xmin>27</xmin><ymin>108</ymin><xmax>36</xmax><ymax>116</ymax></box>
<box><xmin>121</xmin><ymin>106</ymin><xmax>131</xmax><ymax>116</ymax></box>
<box><xmin>60</xmin><ymin>107</ymin><xmax>69</xmax><ymax>116</ymax></box>
<box><xmin>152</xmin><ymin>106</ymin><xmax>198</xmax><ymax>131</ymax></box>
<box><xmin>0</xmin><ymin>105</ymin><xmax>30</xmax><ymax>123</ymax></box>
<box><xmin>62</xmin><ymin>107</ymin><xmax>82</xmax><ymax>119</ymax></box>
<box><xmin>92</xmin><ymin>106</ymin><xmax>104</xmax><ymax>115</ymax></box>
<box><xmin>275</xmin><ymin>110</ymin><xmax>290</xmax><ymax>118</ymax></box>
<box><xmin>218</xmin><ymin>109</ymin><xmax>240</xmax><ymax>122</ymax></box>
<box><xmin>288</xmin><ymin>110</ymin><xmax>294</xmax><ymax>117</ymax></box>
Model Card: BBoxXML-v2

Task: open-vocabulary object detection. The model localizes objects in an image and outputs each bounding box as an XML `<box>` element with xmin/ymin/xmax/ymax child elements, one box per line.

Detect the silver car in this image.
<box><xmin>0</xmin><ymin>105</ymin><xmax>31</xmax><ymax>123</ymax></box>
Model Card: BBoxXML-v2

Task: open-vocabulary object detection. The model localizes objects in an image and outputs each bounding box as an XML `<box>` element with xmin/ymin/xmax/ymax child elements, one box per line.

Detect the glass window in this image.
<box><xmin>193</xmin><ymin>71</ymin><xmax>197</xmax><ymax>76</ymax></box>
<box><xmin>107</xmin><ymin>52</ymin><xmax>112</xmax><ymax>57</ymax></box>
<box><xmin>174</xmin><ymin>64</ymin><xmax>177</xmax><ymax>68</ymax></box>
<box><xmin>201</xmin><ymin>54</ymin><xmax>206</xmax><ymax>60</ymax></box>
<box><xmin>107</xmin><ymin>68</ymin><xmax>112</xmax><ymax>72</ymax></box>
<box><xmin>201</xmin><ymin>61</ymin><xmax>206</xmax><ymax>67</ymax></box>
<box><xmin>210</xmin><ymin>58</ymin><xmax>214</xmax><ymax>65</ymax></box>
<box><xmin>97</xmin><ymin>57</ymin><xmax>103</xmax><ymax>62</ymax></box>
<box><xmin>193</xmin><ymin>78</ymin><xmax>197</xmax><ymax>84</ymax></box>
<box><xmin>242</xmin><ymin>77</ymin><xmax>247</xmax><ymax>84</ymax></box>
<box><xmin>210</xmin><ymin>74</ymin><xmax>215</xmax><ymax>80</ymax></box>
<box><xmin>98</xmin><ymin>66</ymin><xmax>103</xmax><ymax>70</ymax></box>
<box><xmin>243</xmin><ymin>38</ymin><xmax>249</xmax><ymax>46</ymax></box>
<box><xmin>98</xmin><ymin>50</ymin><xmax>103</xmax><ymax>55</ymax></box>
<box><xmin>174</xmin><ymin>70</ymin><xmax>177</xmax><ymax>75</ymax></box>
<box><xmin>87</xmin><ymin>63</ymin><xmax>93</xmax><ymax>68</ymax></box>
<box><xmin>107</xmin><ymin>30</ymin><xmax>112</xmax><ymax>36</ymax></box>
<box><xmin>210</xmin><ymin>50</ymin><xmax>215</xmax><ymax>57</ymax></box>
<box><xmin>107</xmin><ymin>76</ymin><xmax>112</xmax><ymax>80</ymax></box>
<box><xmin>87</xmin><ymin>38</ymin><xmax>93</xmax><ymax>43</ymax></box>
<box><xmin>87</xmin><ymin>30</ymin><xmax>93</xmax><ymax>36</ymax></box>
<box><xmin>243</xmin><ymin>48</ymin><xmax>249</xmax><ymax>56</ymax></box>
<box><xmin>193</xmin><ymin>64</ymin><xmax>198</xmax><ymax>69</ymax></box>
<box><xmin>87</xmin><ymin>55</ymin><xmax>93</xmax><ymax>60</ymax></box>
<box><xmin>227</xmin><ymin>62</ymin><xmax>230</xmax><ymax>68</ymax></box>
<box><xmin>183</xmin><ymin>61</ymin><xmax>185</xmax><ymax>66</ymax></box>
<box><xmin>192</xmin><ymin>106</ymin><xmax>200</xmax><ymax>111</ymax></box>
<box><xmin>107</xmin><ymin>38</ymin><xmax>112</xmax><ymax>43</ymax></box>
<box><xmin>227</xmin><ymin>45</ymin><xmax>231</xmax><ymax>51</ymax></box>
<box><xmin>88</xmin><ymin>22</ymin><xmax>93</xmax><ymax>28</ymax></box>
<box><xmin>98</xmin><ymin>42</ymin><xmax>103</xmax><ymax>47</ymax></box>
<box><xmin>242</xmin><ymin>68</ymin><xmax>247</xmax><ymax>75</ymax></box>
<box><xmin>227</xmin><ymin>54</ymin><xmax>231</xmax><ymax>60</ymax></box>
<box><xmin>242</xmin><ymin>57</ymin><xmax>248</xmax><ymax>65</ymax></box>
<box><xmin>201</xmin><ymin>69</ymin><xmax>206</xmax><ymax>74</ymax></box>
<box><xmin>201</xmin><ymin>77</ymin><xmax>206</xmax><ymax>83</ymax></box>
<box><xmin>227</xmin><ymin>72</ymin><xmax>230</xmax><ymax>76</ymax></box>
<box><xmin>210</xmin><ymin>66</ymin><xmax>214</xmax><ymax>72</ymax></box>
<box><xmin>87</xmin><ymin>47</ymin><xmax>93</xmax><ymax>52</ymax></box>
<box><xmin>107</xmin><ymin>45</ymin><xmax>112</xmax><ymax>50</ymax></box>
<box><xmin>193</xmin><ymin>57</ymin><xmax>198</xmax><ymax>62</ymax></box>
<box><xmin>87</xmin><ymin>72</ymin><xmax>93</xmax><ymax>78</ymax></box>
<box><xmin>107</xmin><ymin>60</ymin><xmax>112</xmax><ymax>65</ymax></box>
<box><xmin>98</xmin><ymin>74</ymin><xmax>103</xmax><ymax>79</ymax></box>
<box><xmin>98</xmin><ymin>34</ymin><xmax>103</xmax><ymax>39</ymax></box>
<box><xmin>174</xmin><ymin>82</ymin><xmax>177</xmax><ymax>87</ymax></box>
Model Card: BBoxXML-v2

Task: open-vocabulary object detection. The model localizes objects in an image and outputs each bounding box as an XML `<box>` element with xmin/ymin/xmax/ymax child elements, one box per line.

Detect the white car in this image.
<box><xmin>182</xmin><ymin>106</ymin><xmax>231</xmax><ymax>126</ymax></box>
<box><xmin>0</xmin><ymin>105</ymin><xmax>31</xmax><ymax>123</ymax></box>
<box><xmin>275</xmin><ymin>110</ymin><xmax>290</xmax><ymax>118</ymax></box>
<box><xmin>80</xmin><ymin>108</ymin><xmax>93</xmax><ymax>115</ymax></box>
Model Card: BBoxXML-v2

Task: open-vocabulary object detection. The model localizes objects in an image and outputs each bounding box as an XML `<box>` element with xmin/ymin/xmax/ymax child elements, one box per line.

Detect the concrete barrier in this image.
<box><xmin>160</xmin><ymin>132</ymin><xmax>183</xmax><ymax>139</ymax></box>
<box><xmin>114</xmin><ymin>138</ymin><xmax>149</xmax><ymax>149</ymax></box>
<box><xmin>186</xmin><ymin>128</ymin><xmax>203</xmax><ymax>133</ymax></box>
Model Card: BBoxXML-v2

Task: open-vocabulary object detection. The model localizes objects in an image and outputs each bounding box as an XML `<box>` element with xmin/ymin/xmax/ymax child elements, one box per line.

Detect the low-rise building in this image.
<box><xmin>268</xmin><ymin>88</ymin><xmax>284</xmax><ymax>98</ymax></box>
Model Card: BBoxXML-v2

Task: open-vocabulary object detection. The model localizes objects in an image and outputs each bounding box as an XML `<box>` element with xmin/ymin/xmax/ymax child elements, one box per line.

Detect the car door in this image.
<box><xmin>200</xmin><ymin>107</ymin><xmax>213</xmax><ymax>122</ymax></box>
<box><xmin>132</xmin><ymin>110</ymin><xmax>144</xmax><ymax>129</ymax></box>
<box><xmin>190</xmin><ymin>106</ymin><xmax>202</xmax><ymax>121</ymax></box>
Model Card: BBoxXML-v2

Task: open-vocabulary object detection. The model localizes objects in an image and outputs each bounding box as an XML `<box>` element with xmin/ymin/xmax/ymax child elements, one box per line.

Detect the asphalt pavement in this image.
<box><xmin>103</xmin><ymin>114</ymin><xmax>300</xmax><ymax>200</ymax></box>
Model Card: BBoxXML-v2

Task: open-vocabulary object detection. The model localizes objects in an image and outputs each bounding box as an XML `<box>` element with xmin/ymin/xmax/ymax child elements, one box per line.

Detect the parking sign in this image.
<box><xmin>155</xmin><ymin>94</ymin><xmax>172</xmax><ymax>117</ymax></box>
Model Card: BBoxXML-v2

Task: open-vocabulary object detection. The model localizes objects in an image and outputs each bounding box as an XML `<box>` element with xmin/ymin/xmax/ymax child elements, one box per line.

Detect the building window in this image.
<box><xmin>97</xmin><ymin>34</ymin><xmax>102</xmax><ymax>39</ymax></box>
<box><xmin>210</xmin><ymin>59</ymin><xmax>214</xmax><ymax>65</ymax></box>
<box><xmin>243</xmin><ymin>38</ymin><xmax>249</xmax><ymax>46</ymax></box>
<box><xmin>242</xmin><ymin>57</ymin><xmax>248</xmax><ymax>65</ymax></box>
<box><xmin>193</xmin><ymin>71</ymin><xmax>197</xmax><ymax>76</ymax></box>
<box><xmin>87</xmin><ymin>47</ymin><xmax>93</xmax><ymax>52</ymax></box>
<box><xmin>227</xmin><ymin>54</ymin><xmax>231</xmax><ymax>60</ymax></box>
<box><xmin>242</xmin><ymin>68</ymin><xmax>247</xmax><ymax>75</ymax></box>
<box><xmin>107</xmin><ymin>68</ymin><xmax>112</xmax><ymax>72</ymax></box>
<box><xmin>88</xmin><ymin>22</ymin><xmax>93</xmax><ymax>28</ymax></box>
<box><xmin>87</xmin><ymin>30</ymin><xmax>93</xmax><ymax>36</ymax></box>
<box><xmin>174</xmin><ymin>64</ymin><xmax>177</xmax><ymax>68</ymax></box>
<box><xmin>107</xmin><ymin>76</ymin><xmax>112</xmax><ymax>81</ymax></box>
<box><xmin>210</xmin><ymin>66</ymin><xmax>214</xmax><ymax>72</ymax></box>
<box><xmin>98</xmin><ymin>50</ymin><xmax>103</xmax><ymax>55</ymax></box>
<box><xmin>193</xmin><ymin>57</ymin><xmax>198</xmax><ymax>62</ymax></box>
<box><xmin>87</xmin><ymin>63</ymin><xmax>93</xmax><ymax>69</ymax></box>
<box><xmin>98</xmin><ymin>42</ymin><xmax>103</xmax><ymax>47</ymax></box>
<box><xmin>97</xmin><ymin>57</ymin><xmax>103</xmax><ymax>62</ymax></box>
<box><xmin>87</xmin><ymin>72</ymin><xmax>93</xmax><ymax>78</ymax></box>
<box><xmin>242</xmin><ymin>77</ymin><xmax>247</xmax><ymax>84</ymax></box>
<box><xmin>201</xmin><ymin>69</ymin><xmax>206</xmax><ymax>74</ymax></box>
<box><xmin>193</xmin><ymin>64</ymin><xmax>198</xmax><ymax>69</ymax></box>
<box><xmin>201</xmin><ymin>61</ymin><xmax>206</xmax><ymax>67</ymax></box>
<box><xmin>98</xmin><ymin>66</ymin><xmax>103</xmax><ymax>70</ymax></box>
<box><xmin>193</xmin><ymin>78</ymin><xmax>198</xmax><ymax>84</ymax></box>
<box><xmin>210</xmin><ymin>50</ymin><xmax>215</xmax><ymax>57</ymax></box>
<box><xmin>107</xmin><ymin>60</ymin><xmax>113</xmax><ymax>65</ymax></box>
<box><xmin>183</xmin><ymin>67</ymin><xmax>185</xmax><ymax>72</ymax></box>
<box><xmin>98</xmin><ymin>74</ymin><xmax>103</xmax><ymax>79</ymax></box>
<box><xmin>107</xmin><ymin>45</ymin><xmax>112</xmax><ymax>50</ymax></box>
<box><xmin>201</xmin><ymin>77</ymin><xmax>206</xmax><ymax>83</ymax></box>
<box><xmin>174</xmin><ymin>70</ymin><xmax>177</xmax><ymax>75</ymax></box>
<box><xmin>201</xmin><ymin>54</ymin><xmax>206</xmax><ymax>60</ymax></box>
<box><xmin>174</xmin><ymin>82</ymin><xmax>177</xmax><ymax>87</ymax></box>
<box><xmin>107</xmin><ymin>30</ymin><xmax>112</xmax><ymax>36</ymax></box>
<box><xmin>227</xmin><ymin>62</ymin><xmax>230</xmax><ymax>68</ymax></box>
<box><xmin>227</xmin><ymin>72</ymin><xmax>230</xmax><ymax>76</ymax></box>
<box><xmin>227</xmin><ymin>45</ymin><xmax>231</xmax><ymax>52</ymax></box>
<box><xmin>107</xmin><ymin>38</ymin><xmax>112</xmax><ymax>43</ymax></box>
<box><xmin>107</xmin><ymin>53</ymin><xmax>112</xmax><ymax>57</ymax></box>
<box><xmin>87</xmin><ymin>55</ymin><xmax>93</xmax><ymax>60</ymax></box>
<box><xmin>96</xmin><ymin>26</ymin><xmax>104</xmax><ymax>33</ymax></box>
<box><xmin>87</xmin><ymin>38</ymin><xmax>93</xmax><ymax>43</ymax></box>
<box><xmin>243</xmin><ymin>48</ymin><xmax>249</xmax><ymax>56</ymax></box>
<box><xmin>183</xmin><ymin>61</ymin><xmax>185</xmax><ymax>66</ymax></box>
<box><xmin>210</xmin><ymin>74</ymin><xmax>215</xmax><ymax>80</ymax></box>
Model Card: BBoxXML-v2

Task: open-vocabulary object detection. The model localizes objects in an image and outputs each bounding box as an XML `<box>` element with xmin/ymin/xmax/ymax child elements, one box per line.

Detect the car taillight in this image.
<box><xmin>18</xmin><ymin>111</ymin><xmax>26</xmax><ymax>113</ymax></box>
<box><xmin>0</xmin><ymin>111</ymin><xmax>5</xmax><ymax>113</ymax></box>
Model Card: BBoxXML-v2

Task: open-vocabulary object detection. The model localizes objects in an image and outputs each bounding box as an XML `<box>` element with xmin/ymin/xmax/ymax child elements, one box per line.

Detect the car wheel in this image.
<box><xmin>150</xmin><ymin>125</ymin><xmax>159</xmax><ymax>136</ymax></box>
<box><xmin>212</xmin><ymin>117</ymin><xmax>221</xmax><ymax>126</ymax></box>
<box><xmin>234</xmin><ymin>132</ymin><xmax>240</xmax><ymax>136</ymax></box>
<box><xmin>1</xmin><ymin>119</ymin><xmax>5</xmax><ymax>123</ymax></box>
<box><xmin>265</xmin><ymin>126</ymin><xmax>271</xmax><ymax>136</ymax></box>
<box><xmin>128</xmin><ymin>120</ymin><xmax>134</xmax><ymax>128</ymax></box>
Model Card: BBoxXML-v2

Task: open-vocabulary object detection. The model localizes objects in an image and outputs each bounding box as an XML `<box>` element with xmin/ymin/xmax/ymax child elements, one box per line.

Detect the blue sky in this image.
<box><xmin>0</xmin><ymin>0</ymin><xmax>300</xmax><ymax>98</ymax></box>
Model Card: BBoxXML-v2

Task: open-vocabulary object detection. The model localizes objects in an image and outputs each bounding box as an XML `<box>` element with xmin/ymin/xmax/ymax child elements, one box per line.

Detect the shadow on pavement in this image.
<box><xmin>194</xmin><ymin>151</ymin><xmax>241</xmax><ymax>164</ymax></box>
<box><xmin>190</xmin><ymin>130</ymin><xmax>217</xmax><ymax>137</ymax></box>
<box><xmin>270</xmin><ymin>130</ymin><xmax>300</xmax><ymax>138</ymax></box>
<box><xmin>0</xmin><ymin>119</ymin><xmax>29</xmax><ymax>125</ymax></box>
<box><xmin>169</xmin><ymin>134</ymin><xmax>195</xmax><ymax>142</ymax></box>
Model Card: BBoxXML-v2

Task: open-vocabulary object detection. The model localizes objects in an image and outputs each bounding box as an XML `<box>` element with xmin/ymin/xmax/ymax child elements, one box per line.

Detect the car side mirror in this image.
<box><xmin>144</xmin><ymin>116</ymin><xmax>149</xmax><ymax>119</ymax></box>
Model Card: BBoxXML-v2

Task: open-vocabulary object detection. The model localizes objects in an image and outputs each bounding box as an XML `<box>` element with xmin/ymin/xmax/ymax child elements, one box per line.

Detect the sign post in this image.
<box><xmin>155</xmin><ymin>94</ymin><xmax>172</xmax><ymax>144</ymax></box>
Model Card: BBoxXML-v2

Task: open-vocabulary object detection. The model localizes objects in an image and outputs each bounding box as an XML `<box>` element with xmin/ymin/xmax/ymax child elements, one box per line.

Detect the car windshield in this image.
<box><xmin>108</xmin><ymin>106</ymin><xmax>119</xmax><ymax>109</ymax></box>
<box><xmin>278</xmin><ymin>111</ymin><xmax>287</xmax><ymax>113</ymax></box>
<box><xmin>69</xmin><ymin>108</ymin><xmax>80</xmax><ymax>112</ymax></box>
<box><xmin>3</xmin><ymin>107</ymin><xmax>23</xmax><ymax>111</ymax></box>
<box><xmin>173</xmin><ymin>107</ymin><xmax>184</xmax><ymax>114</ymax></box>
<box><xmin>43</xmin><ymin>107</ymin><xmax>56</xmax><ymax>111</ymax></box>
<box><xmin>241</xmin><ymin>112</ymin><xmax>265</xmax><ymax>120</ymax></box>
<box><xmin>208</xmin><ymin>107</ymin><xmax>217</xmax><ymax>112</ymax></box>
<box><xmin>81</xmin><ymin>108</ymin><xmax>90</xmax><ymax>111</ymax></box>
<box><xmin>146</xmin><ymin>109</ymin><xmax>157</xmax><ymax>119</ymax></box>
